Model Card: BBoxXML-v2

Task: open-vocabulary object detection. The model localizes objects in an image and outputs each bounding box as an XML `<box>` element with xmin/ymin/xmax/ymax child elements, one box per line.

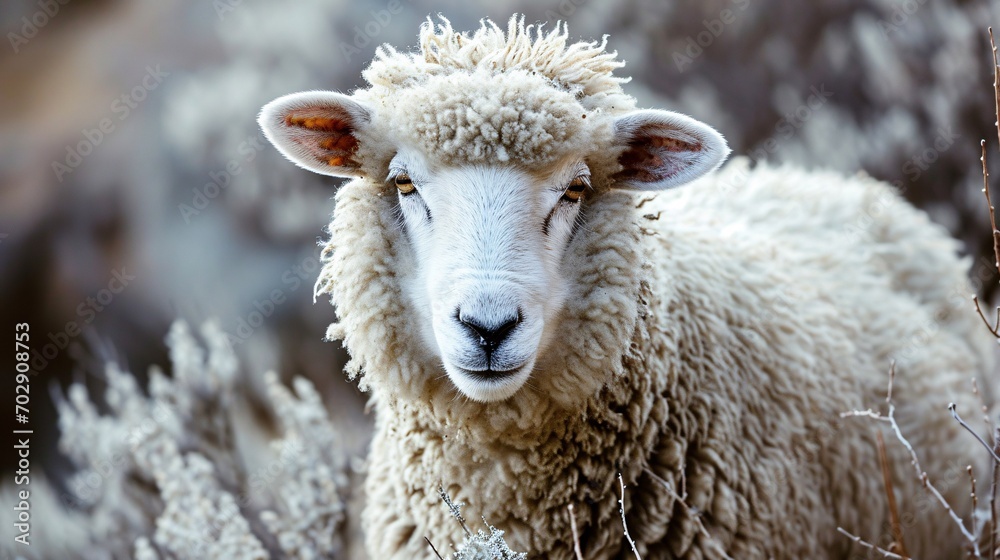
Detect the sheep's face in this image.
<box><xmin>259</xmin><ymin>91</ymin><xmax>729</xmax><ymax>402</ymax></box>
<box><xmin>380</xmin><ymin>149</ymin><xmax>592</xmax><ymax>401</ymax></box>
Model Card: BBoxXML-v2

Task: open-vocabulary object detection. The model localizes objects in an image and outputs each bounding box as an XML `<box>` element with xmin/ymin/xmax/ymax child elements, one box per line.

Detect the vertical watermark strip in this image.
<box><xmin>12</xmin><ymin>322</ymin><xmax>32</xmax><ymax>547</ymax></box>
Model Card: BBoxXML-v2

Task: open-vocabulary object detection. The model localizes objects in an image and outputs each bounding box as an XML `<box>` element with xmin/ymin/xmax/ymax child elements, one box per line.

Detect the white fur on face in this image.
<box><xmin>390</xmin><ymin>150</ymin><xmax>588</xmax><ymax>402</ymax></box>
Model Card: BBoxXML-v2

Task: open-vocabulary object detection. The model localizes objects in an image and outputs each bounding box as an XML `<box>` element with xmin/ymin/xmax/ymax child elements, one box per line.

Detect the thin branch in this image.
<box><xmin>567</xmin><ymin>504</ymin><xmax>584</xmax><ymax>560</ymax></box>
<box><xmin>618</xmin><ymin>473</ymin><xmax>642</xmax><ymax>560</ymax></box>
<box><xmin>968</xmin><ymin>465</ymin><xmax>979</xmax><ymax>545</ymax></box>
<box><xmin>991</xmin><ymin>427</ymin><xmax>999</xmax><ymax>560</ymax></box>
<box><xmin>876</xmin><ymin>430</ymin><xmax>908</xmax><ymax>558</ymax></box>
<box><xmin>886</xmin><ymin>361</ymin><xmax>896</xmax><ymax>404</ymax></box>
<box><xmin>842</xmin><ymin>366</ymin><xmax>981</xmax><ymax>557</ymax></box>
<box><xmin>425</xmin><ymin>537</ymin><xmax>444</xmax><ymax>560</ymax></box>
<box><xmin>983</xmin><ymin>26</ymin><xmax>1000</xmax><ymax>560</ymax></box>
<box><xmin>984</xmin><ymin>26</ymin><xmax>1000</xmax><ymax>287</ymax></box>
<box><xmin>972</xmin><ymin>294</ymin><xmax>999</xmax><ymax>337</ymax></box>
<box><xmin>991</xmin><ymin>27</ymin><xmax>1000</xmax><ymax>160</ymax></box>
<box><xmin>974</xmin><ymin>24</ymin><xmax>1000</xmax><ymax>335</ymax></box>
<box><xmin>971</xmin><ymin>378</ymin><xmax>993</xmax><ymax>433</ymax></box>
<box><xmin>438</xmin><ymin>486</ymin><xmax>471</xmax><ymax>537</ymax></box>
<box><xmin>981</xmin><ymin>136</ymin><xmax>1000</xmax><ymax>284</ymax></box>
<box><xmin>836</xmin><ymin>527</ymin><xmax>908</xmax><ymax>560</ymax></box>
<box><xmin>973</xmin><ymin>131</ymin><xmax>1000</xmax><ymax>336</ymax></box>
<box><xmin>949</xmin><ymin>403</ymin><xmax>1000</xmax><ymax>462</ymax></box>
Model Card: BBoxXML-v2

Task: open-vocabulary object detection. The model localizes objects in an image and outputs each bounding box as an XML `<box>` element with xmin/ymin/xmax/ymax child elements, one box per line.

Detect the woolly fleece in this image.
<box><xmin>346</xmin><ymin>17</ymin><xmax>632</xmax><ymax>179</ymax></box>
<box><xmin>310</xmin><ymin>17</ymin><xmax>995</xmax><ymax>559</ymax></box>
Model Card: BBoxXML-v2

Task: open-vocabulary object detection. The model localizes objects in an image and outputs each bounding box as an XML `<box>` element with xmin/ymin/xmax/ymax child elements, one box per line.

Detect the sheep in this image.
<box><xmin>258</xmin><ymin>16</ymin><xmax>995</xmax><ymax>559</ymax></box>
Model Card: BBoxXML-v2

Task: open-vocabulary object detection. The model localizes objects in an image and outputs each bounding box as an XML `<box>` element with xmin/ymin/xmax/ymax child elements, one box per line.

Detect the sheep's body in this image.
<box><xmin>318</xmin><ymin>157</ymin><xmax>993</xmax><ymax>558</ymax></box>
<box><xmin>255</xmin><ymin>16</ymin><xmax>998</xmax><ymax>559</ymax></box>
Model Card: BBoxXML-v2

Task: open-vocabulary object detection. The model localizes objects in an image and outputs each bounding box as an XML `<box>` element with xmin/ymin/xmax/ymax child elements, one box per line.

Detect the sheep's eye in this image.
<box><xmin>562</xmin><ymin>176</ymin><xmax>589</xmax><ymax>202</ymax></box>
<box><xmin>395</xmin><ymin>173</ymin><xmax>415</xmax><ymax>194</ymax></box>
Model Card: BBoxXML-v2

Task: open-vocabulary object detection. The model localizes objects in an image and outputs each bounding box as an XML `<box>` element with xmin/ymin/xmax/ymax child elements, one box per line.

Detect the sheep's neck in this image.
<box><xmin>376</xmin><ymin>319</ymin><xmax>667</xmax><ymax>506</ymax></box>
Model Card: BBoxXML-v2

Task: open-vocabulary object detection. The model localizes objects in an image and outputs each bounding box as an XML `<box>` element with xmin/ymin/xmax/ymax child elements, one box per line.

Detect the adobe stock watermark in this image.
<box><xmin>542</xmin><ymin>0</ymin><xmax>588</xmax><ymax>24</ymax></box>
<box><xmin>7</xmin><ymin>0</ymin><xmax>70</xmax><ymax>54</ymax></box>
<box><xmin>891</xmin><ymin>254</ymin><xmax>995</xmax><ymax>370</ymax></box>
<box><xmin>673</xmin><ymin>0</ymin><xmax>751</xmax><ymax>72</ymax></box>
<box><xmin>51</xmin><ymin>65</ymin><xmax>169</xmax><ymax>182</ymax></box>
<box><xmin>213</xmin><ymin>0</ymin><xmax>245</xmax><ymax>20</ymax></box>
<box><xmin>838</xmin><ymin>127</ymin><xmax>959</xmax><ymax>247</ymax></box>
<box><xmin>225</xmin><ymin>255</ymin><xmax>319</xmax><ymax>346</ymax></box>
<box><xmin>708</xmin><ymin>84</ymin><xmax>833</xmax><ymax>198</ymax></box>
<box><xmin>177</xmin><ymin>133</ymin><xmax>268</xmax><ymax>223</ymax></box>
<box><xmin>878</xmin><ymin>0</ymin><xmax>930</xmax><ymax>38</ymax></box>
<box><xmin>340</xmin><ymin>0</ymin><xmax>415</xmax><ymax>62</ymax></box>
<box><xmin>747</xmin><ymin>84</ymin><xmax>834</xmax><ymax>161</ymax></box>
<box><xmin>28</xmin><ymin>267</ymin><xmax>136</xmax><ymax>372</ymax></box>
<box><xmin>902</xmin><ymin>126</ymin><xmax>959</xmax><ymax>182</ymax></box>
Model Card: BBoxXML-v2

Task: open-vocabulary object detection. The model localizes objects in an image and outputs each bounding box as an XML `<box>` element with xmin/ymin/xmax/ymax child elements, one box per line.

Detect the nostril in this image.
<box><xmin>458</xmin><ymin>310</ymin><xmax>521</xmax><ymax>351</ymax></box>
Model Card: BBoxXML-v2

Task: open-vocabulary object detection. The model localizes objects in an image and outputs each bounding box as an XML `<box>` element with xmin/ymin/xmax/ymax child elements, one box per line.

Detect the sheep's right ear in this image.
<box><xmin>611</xmin><ymin>110</ymin><xmax>729</xmax><ymax>191</ymax></box>
<box><xmin>258</xmin><ymin>91</ymin><xmax>372</xmax><ymax>178</ymax></box>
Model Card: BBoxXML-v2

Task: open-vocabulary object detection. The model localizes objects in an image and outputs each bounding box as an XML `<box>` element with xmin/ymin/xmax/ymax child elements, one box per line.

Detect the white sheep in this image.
<box><xmin>259</xmin><ymin>16</ymin><xmax>995</xmax><ymax>559</ymax></box>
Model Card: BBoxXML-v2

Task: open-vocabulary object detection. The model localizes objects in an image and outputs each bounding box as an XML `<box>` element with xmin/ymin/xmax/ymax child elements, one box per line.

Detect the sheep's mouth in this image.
<box><xmin>454</xmin><ymin>364</ymin><xmax>525</xmax><ymax>382</ymax></box>
<box><xmin>446</xmin><ymin>360</ymin><xmax>535</xmax><ymax>402</ymax></box>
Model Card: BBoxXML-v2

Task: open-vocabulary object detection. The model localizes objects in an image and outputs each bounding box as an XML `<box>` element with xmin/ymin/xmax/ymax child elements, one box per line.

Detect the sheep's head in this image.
<box><xmin>259</xmin><ymin>18</ymin><xmax>729</xmax><ymax>404</ymax></box>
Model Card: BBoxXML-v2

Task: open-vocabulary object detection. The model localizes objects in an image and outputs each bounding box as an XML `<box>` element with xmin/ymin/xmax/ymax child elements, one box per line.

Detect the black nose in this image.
<box><xmin>458</xmin><ymin>311</ymin><xmax>520</xmax><ymax>352</ymax></box>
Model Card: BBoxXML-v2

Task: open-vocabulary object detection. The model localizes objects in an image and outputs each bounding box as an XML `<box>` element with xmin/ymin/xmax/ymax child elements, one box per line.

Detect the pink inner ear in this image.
<box><xmin>615</xmin><ymin>128</ymin><xmax>702</xmax><ymax>183</ymax></box>
<box><xmin>285</xmin><ymin>108</ymin><xmax>359</xmax><ymax>168</ymax></box>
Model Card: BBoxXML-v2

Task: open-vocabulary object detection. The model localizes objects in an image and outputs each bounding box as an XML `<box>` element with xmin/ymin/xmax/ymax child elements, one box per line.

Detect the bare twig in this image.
<box><xmin>618</xmin><ymin>473</ymin><xmax>642</xmax><ymax>560</ymax></box>
<box><xmin>438</xmin><ymin>486</ymin><xmax>471</xmax><ymax>537</ymax></box>
<box><xmin>991</xmin><ymin>27</ymin><xmax>1000</xmax><ymax>159</ymax></box>
<box><xmin>974</xmin><ymin>28</ymin><xmax>1000</xmax><ymax>338</ymax></box>
<box><xmin>567</xmin><ymin>504</ymin><xmax>584</xmax><ymax>560</ymax></box>
<box><xmin>990</xmin><ymin>427</ymin><xmax>999</xmax><ymax>560</ymax></box>
<box><xmin>644</xmin><ymin>468</ymin><xmax>736</xmax><ymax>560</ymax></box>
<box><xmin>987</xmin><ymin>28</ymin><xmax>1000</xmax><ymax>281</ymax></box>
<box><xmin>971</xmin><ymin>294</ymin><xmax>999</xmax><ymax>337</ymax></box>
<box><xmin>982</xmin><ymin>137</ymin><xmax>1000</xmax><ymax>284</ymax></box>
<box><xmin>949</xmin><ymin>403</ymin><xmax>1000</xmax><ymax>462</ymax></box>
<box><xmin>972</xmin><ymin>27</ymin><xmax>1000</xmax><ymax>560</ymax></box>
<box><xmin>971</xmin><ymin>378</ymin><xmax>992</xmax><ymax>432</ymax></box>
<box><xmin>886</xmin><ymin>361</ymin><xmax>896</xmax><ymax>404</ymax></box>
<box><xmin>982</xmin><ymin>26</ymin><xmax>1000</xmax><ymax>560</ymax></box>
<box><xmin>425</xmin><ymin>536</ymin><xmax>444</xmax><ymax>560</ymax></box>
<box><xmin>968</xmin><ymin>465</ymin><xmax>979</xmax><ymax>544</ymax></box>
<box><xmin>876</xmin><ymin>430</ymin><xmax>908</xmax><ymax>557</ymax></box>
<box><xmin>842</xmin><ymin>366</ymin><xmax>981</xmax><ymax>557</ymax></box>
<box><xmin>836</xmin><ymin>527</ymin><xmax>908</xmax><ymax>559</ymax></box>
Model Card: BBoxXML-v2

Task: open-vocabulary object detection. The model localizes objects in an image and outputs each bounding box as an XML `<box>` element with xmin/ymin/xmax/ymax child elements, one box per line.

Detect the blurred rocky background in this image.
<box><xmin>1</xmin><ymin>0</ymin><xmax>999</xmax><ymax>556</ymax></box>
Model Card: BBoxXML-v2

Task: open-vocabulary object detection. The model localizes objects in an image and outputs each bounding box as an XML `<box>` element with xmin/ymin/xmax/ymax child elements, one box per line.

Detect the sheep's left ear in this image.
<box><xmin>258</xmin><ymin>91</ymin><xmax>372</xmax><ymax>178</ymax></box>
<box><xmin>611</xmin><ymin>110</ymin><xmax>729</xmax><ymax>191</ymax></box>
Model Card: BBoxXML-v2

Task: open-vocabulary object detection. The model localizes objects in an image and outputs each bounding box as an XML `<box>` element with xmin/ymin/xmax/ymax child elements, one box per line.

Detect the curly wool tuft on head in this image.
<box><xmin>364</xmin><ymin>15</ymin><xmax>630</xmax><ymax>105</ymax></box>
<box><xmin>355</xmin><ymin>16</ymin><xmax>635</xmax><ymax>166</ymax></box>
